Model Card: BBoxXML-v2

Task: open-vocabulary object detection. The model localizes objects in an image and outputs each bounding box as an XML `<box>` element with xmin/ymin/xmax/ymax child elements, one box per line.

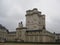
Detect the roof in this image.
<box><xmin>8</xmin><ymin>31</ymin><xmax>16</xmax><ymax>34</ymax></box>
<box><xmin>0</xmin><ymin>24</ymin><xmax>8</xmax><ymax>30</ymax></box>
<box><xmin>56</xmin><ymin>33</ymin><xmax>60</xmax><ymax>35</ymax></box>
<box><xmin>26</xmin><ymin>30</ymin><xmax>42</xmax><ymax>32</ymax></box>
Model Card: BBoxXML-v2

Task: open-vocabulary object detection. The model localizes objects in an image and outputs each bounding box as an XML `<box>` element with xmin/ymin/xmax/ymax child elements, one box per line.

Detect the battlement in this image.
<box><xmin>26</xmin><ymin>8</ymin><xmax>41</xmax><ymax>15</ymax></box>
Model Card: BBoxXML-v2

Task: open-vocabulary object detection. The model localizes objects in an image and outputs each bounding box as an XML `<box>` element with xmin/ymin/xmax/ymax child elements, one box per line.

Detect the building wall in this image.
<box><xmin>6</xmin><ymin>33</ymin><xmax>16</xmax><ymax>41</ymax></box>
<box><xmin>55</xmin><ymin>34</ymin><xmax>60</xmax><ymax>40</ymax></box>
<box><xmin>0</xmin><ymin>43</ymin><xmax>60</xmax><ymax>45</ymax></box>
<box><xmin>0</xmin><ymin>29</ymin><xmax>7</xmax><ymax>42</ymax></box>
<box><xmin>55</xmin><ymin>34</ymin><xmax>60</xmax><ymax>42</ymax></box>
<box><xmin>16</xmin><ymin>28</ymin><xmax>21</xmax><ymax>40</ymax></box>
<box><xmin>25</xmin><ymin>29</ymin><xmax>55</xmax><ymax>42</ymax></box>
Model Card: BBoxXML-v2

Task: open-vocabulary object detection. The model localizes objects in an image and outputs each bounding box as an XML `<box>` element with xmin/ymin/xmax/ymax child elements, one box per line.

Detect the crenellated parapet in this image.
<box><xmin>26</xmin><ymin>8</ymin><xmax>41</xmax><ymax>16</ymax></box>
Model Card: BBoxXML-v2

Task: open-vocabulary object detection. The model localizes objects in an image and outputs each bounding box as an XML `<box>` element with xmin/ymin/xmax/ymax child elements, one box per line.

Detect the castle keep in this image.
<box><xmin>0</xmin><ymin>8</ymin><xmax>60</xmax><ymax>42</ymax></box>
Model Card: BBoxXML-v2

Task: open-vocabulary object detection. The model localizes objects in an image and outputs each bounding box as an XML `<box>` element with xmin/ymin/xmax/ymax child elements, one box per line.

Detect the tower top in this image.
<box><xmin>26</xmin><ymin>8</ymin><xmax>41</xmax><ymax>16</ymax></box>
<box><xmin>33</xmin><ymin>8</ymin><xmax>38</xmax><ymax>10</ymax></box>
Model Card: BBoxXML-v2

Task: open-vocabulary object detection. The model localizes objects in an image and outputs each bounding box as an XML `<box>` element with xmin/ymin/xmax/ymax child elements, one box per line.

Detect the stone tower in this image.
<box><xmin>26</xmin><ymin>8</ymin><xmax>45</xmax><ymax>30</ymax></box>
<box><xmin>16</xmin><ymin>21</ymin><xmax>26</xmax><ymax>42</ymax></box>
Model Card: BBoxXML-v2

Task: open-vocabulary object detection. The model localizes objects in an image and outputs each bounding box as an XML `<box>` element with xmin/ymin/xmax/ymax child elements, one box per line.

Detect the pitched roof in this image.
<box><xmin>8</xmin><ymin>31</ymin><xmax>16</xmax><ymax>34</ymax></box>
<box><xmin>0</xmin><ymin>24</ymin><xmax>7</xmax><ymax>30</ymax></box>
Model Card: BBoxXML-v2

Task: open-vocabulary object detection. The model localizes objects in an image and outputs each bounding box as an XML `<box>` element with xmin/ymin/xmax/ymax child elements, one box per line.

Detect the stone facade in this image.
<box><xmin>55</xmin><ymin>33</ymin><xmax>60</xmax><ymax>42</ymax></box>
<box><xmin>0</xmin><ymin>8</ymin><xmax>60</xmax><ymax>42</ymax></box>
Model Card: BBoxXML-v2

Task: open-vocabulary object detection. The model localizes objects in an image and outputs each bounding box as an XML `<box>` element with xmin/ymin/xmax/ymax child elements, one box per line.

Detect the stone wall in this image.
<box><xmin>0</xmin><ymin>43</ymin><xmax>60</xmax><ymax>45</ymax></box>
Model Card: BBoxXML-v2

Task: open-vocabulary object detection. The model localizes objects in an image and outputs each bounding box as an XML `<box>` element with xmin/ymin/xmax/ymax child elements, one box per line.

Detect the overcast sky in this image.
<box><xmin>0</xmin><ymin>0</ymin><xmax>60</xmax><ymax>33</ymax></box>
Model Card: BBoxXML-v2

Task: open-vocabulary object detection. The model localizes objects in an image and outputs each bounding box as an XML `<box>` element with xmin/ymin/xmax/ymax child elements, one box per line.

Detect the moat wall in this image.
<box><xmin>0</xmin><ymin>43</ymin><xmax>60</xmax><ymax>45</ymax></box>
